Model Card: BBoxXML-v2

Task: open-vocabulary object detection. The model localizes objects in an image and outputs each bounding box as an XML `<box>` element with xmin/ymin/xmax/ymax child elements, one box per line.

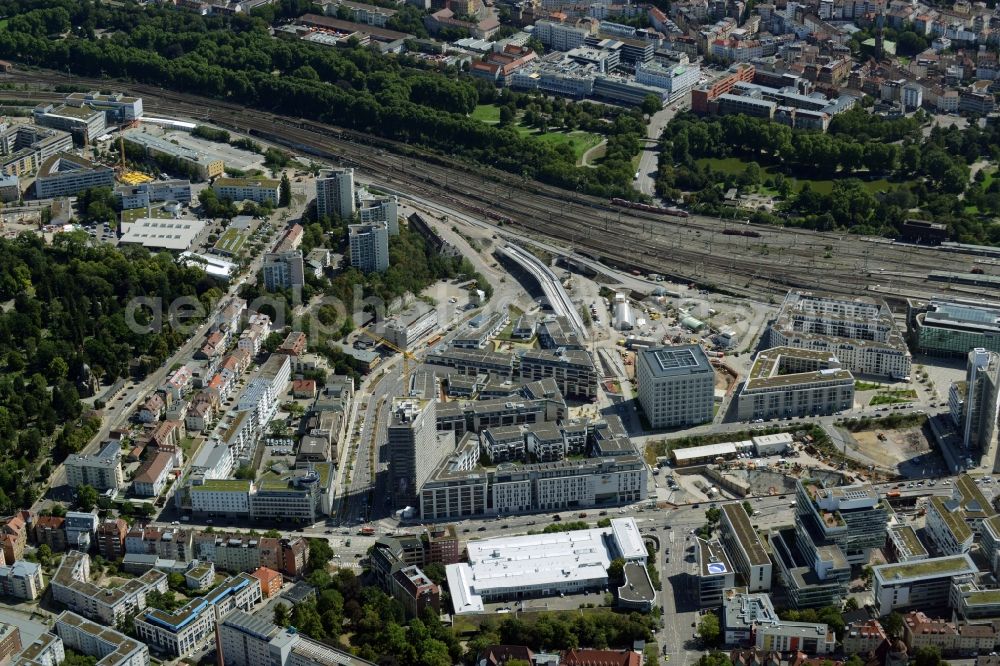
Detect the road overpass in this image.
<box><xmin>497</xmin><ymin>242</ymin><xmax>588</xmax><ymax>341</ymax></box>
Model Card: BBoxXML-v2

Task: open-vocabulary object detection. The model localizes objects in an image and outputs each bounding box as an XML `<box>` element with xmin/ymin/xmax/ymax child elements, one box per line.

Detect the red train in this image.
<box><xmin>610</xmin><ymin>198</ymin><xmax>689</xmax><ymax>218</ymax></box>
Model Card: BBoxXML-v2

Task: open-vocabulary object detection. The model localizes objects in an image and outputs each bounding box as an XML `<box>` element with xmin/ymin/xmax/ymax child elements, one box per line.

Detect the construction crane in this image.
<box><xmin>359</xmin><ymin>327</ymin><xmax>418</xmax><ymax>389</ymax></box>
<box><xmin>115</xmin><ymin>121</ymin><xmax>152</xmax><ymax>185</ymax></box>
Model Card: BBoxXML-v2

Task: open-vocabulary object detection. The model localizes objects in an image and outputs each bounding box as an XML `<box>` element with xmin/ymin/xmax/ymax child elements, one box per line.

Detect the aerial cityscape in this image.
<box><xmin>0</xmin><ymin>0</ymin><xmax>998</xmax><ymax>666</ymax></box>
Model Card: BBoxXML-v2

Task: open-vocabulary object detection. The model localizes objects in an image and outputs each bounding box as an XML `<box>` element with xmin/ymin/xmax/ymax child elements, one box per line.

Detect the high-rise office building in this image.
<box><xmin>770</xmin><ymin>479</ymin><xmax>886</xmax><ymax>608</ymax></box>
<box><xmin>949</xmin><ymin>349</ymin><xmax>1000</xmax><ymax>455</ymax></box>
<box><xmin>316</xmin><ymin>168</ymin><xmax>355</xmax><ymax>220</ymax></box>
<box><xmin>349</xmin><ymin>223</ymin><xmax>390</xmax><ymax>273</ymax></box>
<box><xmin>636</xmin><ymin>345</ymin><xmax>715</xmax><ymax>428</ymax></box>
<box><xmin>388</xmin><ymin>398</ymin><xmax>443</xmax><ymax>509</ymax></box>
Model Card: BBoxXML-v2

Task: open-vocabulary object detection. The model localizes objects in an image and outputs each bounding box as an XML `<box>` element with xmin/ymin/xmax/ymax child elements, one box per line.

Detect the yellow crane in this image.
<box><xmin>359</xmin><ymin>327</ymin><xmax>418</xmax><ymax>388</ymax></box>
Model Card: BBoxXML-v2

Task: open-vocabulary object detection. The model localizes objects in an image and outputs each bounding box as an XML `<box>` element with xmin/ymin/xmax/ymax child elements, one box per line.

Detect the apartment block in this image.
<box><xmin>316</xmin><ymin>168</ymin><xmax>355</xmax><ymax>220</ymax></box>
<box><xmin>0</xmin><ymin>622</ymin><xmax>20</xmax><ymax>664</ymax></box>
<box><xmin>390</xmin><ymin>565</ymin><xmax>440</xmax><ymax>618</ymax></box>
<box><xmin>519</xmin><ymin>348</ymin><xmax>599</xmax><ymax>400</ymax></box>
<box><xmin>219</xmin><ymin>610</ymin><xmax>374</xmax><ymax>666</ymax></box>
<box><xmin>636</xmin><ymin>345</ymin><xmax>715</xmax><ymax>429</ymax></box>
<box><xmin>53</xmin><ymin>611</ymin><xmax>149</xmax><ymax>666</ymax></box>
<box><xmin>134</xmin><ymin>574</ymin><xmax>261</xmax><ymax>659</ymax></box>
<box><xmin>348</xmin><ymin>222</ymin><xmax>389</xmax><ymax>273</ymax></box>
<box><xmin>96</xmin><ymin>519</ymin><xmax>129</xmax><ymax>561</ymax></box>
<box><xmin>767</xmin><ymin>291</ymin><xmax>912</xmax><ymax>380</ymax></box>
<box><xmin>426</xmin><ymin>348</ymin><xmax>516</xmax><ymax>380</ymax></box>
<box><xmin>737</xmin><ymin>347</ymin><xmax>854</xmax><ymax>421</ymax></box>
<box><xmin>842</xmin><ymin>619</ymin><xmax>887</xmax><ymax>655</ymax></box>
<box><xmin>0</xmin><ymin>561</ymin><xmax>43</xmax><ymax>601</ymax></box>
<box><xmin>33</xmin><ymin>515</ymin><xmax>67</xmax><ymax>553</ymax></box>
<box><xmin>51</xmin><ymin>551</ymin><xmax>168</xmax><ymax>625</ymax></box>
<box><xmin>902</xmin><ymin>610</ymin><xmax>997</xmax><ymax>655</ymax></box>
<box><xmin>262</xmin><ymin>250</ymin><xmax>305</xmax><ymax>291</ymax></box>
<box><xmin>12</xmin><ymin>632</ymin><xmax>63</xmax><ymax>665</ymax></box>
<box><xmin>358</xmin><ymin>194</ymin><xmax>399</xmax><ymax>233</ymax></box>
<box><xmin>65</xmin><ymin>441</ymin><xmax>125</xmax><ymax>491</ymax></box>
<box><xmin>213</xmin><ymin>178</ymin><xmax>280</xmax><ymax>205</ymax></box>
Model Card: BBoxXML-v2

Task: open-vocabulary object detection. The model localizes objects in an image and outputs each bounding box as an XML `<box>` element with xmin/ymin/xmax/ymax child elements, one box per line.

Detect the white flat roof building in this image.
<box><xmin>673</xmin><ymin>440</ymin><xmax>752</xmax><ymax>466</ymax></box>
<box><xmin>119</xmin><ymin>218</ymin><xmax>207</xmax><ymax>252</ymax></box>
<box><xmin>446</xmin><ymin>518</ymin><xmax>645</xmax><ymax>614</ymax></box>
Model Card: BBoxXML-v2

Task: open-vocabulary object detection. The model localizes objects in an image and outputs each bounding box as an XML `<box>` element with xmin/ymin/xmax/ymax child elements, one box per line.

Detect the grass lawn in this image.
<box><xmin>471</xmin><ymin>104</ymin><xmax>501</xmax><ymax>124</ymax></box>
<box><xmin>870</xmin><ymin>389</ymin><xmax>917</xmax><ymax>406</ymax></box>
<box><xmin>982</xmin><ymin>167</ymin><xmax>997</xmax><ymax>190</ymax></box>
<box><xmin>696</xmin><ymin>157</ymin><xmax>906</xmax><ymax>195</ymax></box>
<box><xmin>471</xmin><ymin>106</ymin><xmax>603</xmax><ymax>164</ymax></box>
<box><xmin>514</xmin><ymin>125</ymin><xmax>603</xmax><ymax>163</ymax></box>
<box><xmin>854</xmin><ymin>380</ymin><xmax>883</xmax><ymax>391</ymax></box>
<box><xmin>496</xmin><ymin>304</ymin><xmax>525</xmax><ymax>340</ymax></box>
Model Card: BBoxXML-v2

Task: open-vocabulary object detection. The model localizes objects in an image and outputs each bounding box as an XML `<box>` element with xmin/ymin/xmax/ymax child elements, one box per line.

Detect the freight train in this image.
<box><xmin>722</xmin><ymin>228</ymin><xmax>762</xmax><ymax>238</ymax></box>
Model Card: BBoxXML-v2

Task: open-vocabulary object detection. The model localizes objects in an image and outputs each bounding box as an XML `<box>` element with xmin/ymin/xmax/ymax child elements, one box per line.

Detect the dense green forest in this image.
<box><xmin>0</xmin><ymin>0</ymin><xmax>643</xmax><ymax>197</ymax></box>
<box><xmin>656</xmin><ymin>109</ymin><xmax>1000</xmax><ymax>244</ymax></box>
<box><xmin>0</xmin><ymin>234</ymin><xmax>218</xmax><ymax>514</ymax></box>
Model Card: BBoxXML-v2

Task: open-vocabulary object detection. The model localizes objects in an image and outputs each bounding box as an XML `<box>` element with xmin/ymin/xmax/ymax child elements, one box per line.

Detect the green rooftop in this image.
<box><xmin>191</xmin><ymin>479</ymin><xmax>252</xmax><ymax>492</ymax></box>
<box><xmin>213</xmin><ymin>227</ymin><xmax>249</xmax><ymax>256</ymax></box>
<box><xmin>957</xmin><ymin>474</ymin><xmax>995</xmax><ymax>518</ymax></box>
<box><xmin>966</xmin><ymin>589</ymin><xmax>1000</xmax><ymax>605</ymax></box>
<box><xmin>930</xmin><ymin>496</ymin><xmax>973</xmax><ymax>543</ymax></box>
<box><xmin>890</xmin><ymin>525</ymin><xmax>927</xmax><ymax>557</ymax></box>
<box><xmin>874</xmin><ymin>555</ymin><xmax>977</xmax><ymax>583</ymax></box>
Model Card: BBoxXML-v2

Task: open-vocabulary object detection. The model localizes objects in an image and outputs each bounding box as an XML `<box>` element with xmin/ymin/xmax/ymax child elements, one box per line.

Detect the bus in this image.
<box><xmin>426</xmin><ymin>334</ymin><xmax>443</xmax><ymax>347</ymax></box>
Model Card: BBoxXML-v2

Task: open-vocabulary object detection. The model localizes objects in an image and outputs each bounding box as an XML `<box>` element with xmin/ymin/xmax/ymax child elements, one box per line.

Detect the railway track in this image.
<box><xmin>3</xmin><ymin>69</ymin><xmax>995</xmax><ymax>302</ymax></box>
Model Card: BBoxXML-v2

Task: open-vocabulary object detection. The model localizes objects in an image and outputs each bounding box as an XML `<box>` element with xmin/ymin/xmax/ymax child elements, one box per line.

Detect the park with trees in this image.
<box><xmin>656</xmin><ymin>109</ymin><xmax>1000</xmax><ymax>244</ymax></box>
<box><xmin>0</xmin><ymin>232</ymin><xmax>219</xmax><ymax>515</ymax></box>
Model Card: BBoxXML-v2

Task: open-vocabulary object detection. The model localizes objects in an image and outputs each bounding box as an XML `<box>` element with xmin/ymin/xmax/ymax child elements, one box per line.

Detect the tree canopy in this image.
<box><xmin>0</xmin><ymin>233</ymin><xmax>217</xmax><ymax>513</ymax></box>
<box><xmin>0</xmin><ymin>0</ymin><xmax>647</xmax><ymax>199</ymax></box>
